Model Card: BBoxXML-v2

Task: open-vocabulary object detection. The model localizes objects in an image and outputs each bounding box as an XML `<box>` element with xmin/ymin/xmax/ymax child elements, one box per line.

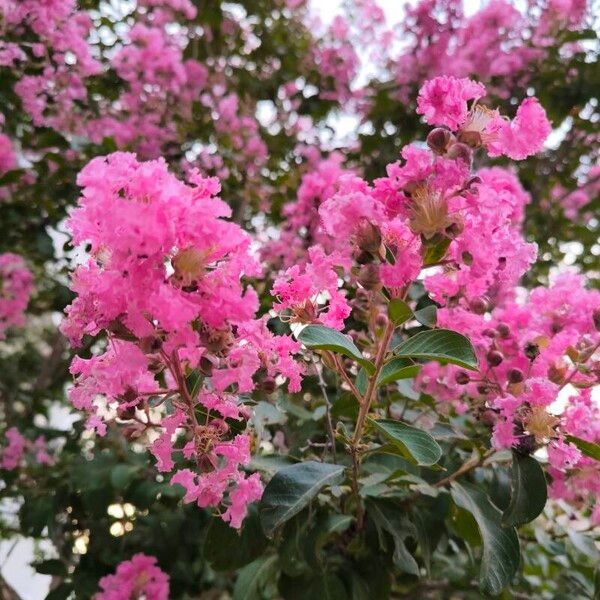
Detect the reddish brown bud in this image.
<box><xmin>496</xmin><ymin>323</ymin><xmax>510</xmax><ymax>339</ymax></box>
<box><xmin>358</xmin><ymin>263</ymin><xmax>381</xmax><ymax>291</ymax></box>
<box><xmin>524</xmin><ymin>341</ymin><xmax>540</xmax><ymax>361</ymax></box>
<box><xmin>446</xmin><ymin>142</ymin><xmax>472</xmax><ymax>164</ymax></box>
<box><xmin>507</xmin><ymin>368</ymin><xmax>524</xmax><ymax>384</ymax></box>
<box><xmin>469</xmin><ymin>297</ymin><xmax>488</xmax><ymax>315</ymax></box>
<box><xmin>354</xmin><ymin>219</ymin><xmax>382</xmax><ymax>255</ymax></box>
<box><xmin>426</xmin><ymin>127</ymin><xmax>454</xmax><ymax>155</ymax></box>
<box><xmin>483</xmin><ymin>328</ymin><xmax>497</xmax><ymax>338</ymax></box>
<box><xmin>487</xmin><ymin>350</ymin><xmax>504</xmax><ymax>367</ymax></box>
<box><xmin>455</xmin><ymin>371</ymin><xmax>470</xmax><ymax>385</ymax></box>
<box><xmin>259</xmin><ymin>377</ymin><xmax>277</xmax><ymax>394</ymax></box>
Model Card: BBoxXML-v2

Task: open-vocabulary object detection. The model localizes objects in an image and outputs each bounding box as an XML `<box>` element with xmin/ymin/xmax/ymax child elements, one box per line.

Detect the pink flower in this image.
<box><xmin>96</xmin><ymin>554</ymin><xmax>169</xmax><ymax>600</ymax></box>
<box><xmin>0</xmin><ymin>253</ymin><xmax>34</xmax><ymax>339</ymax></box>
<box><xmin>417</xmin><ymin>76</ymin><xmax>486</xmax><ymax>130</ymax></box>
<box><xmin>485</xmin><ymin>98</ymin><xmax>551</xmax><ymax>160</ymax></box>
<box><xmin>1</xmin><ymin>428</ymin><xmax>27</xmax><ymax>470</ymax></box>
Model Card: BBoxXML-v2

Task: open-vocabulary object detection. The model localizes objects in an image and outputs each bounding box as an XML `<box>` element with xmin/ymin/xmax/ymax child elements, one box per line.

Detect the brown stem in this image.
<box><xmin>432</xmin><ymin>448</ymin><xmax>495</xmax><ymax>489</ymax></box>
<box><xmin>349</xmin><ymin>319</ymin><xmax>396</xmax><ymax>529</ymax></box>
<box><xmin>314</xmin><ymin>360</ymin><xmax>337</xmax><ymax>463</ymax></box>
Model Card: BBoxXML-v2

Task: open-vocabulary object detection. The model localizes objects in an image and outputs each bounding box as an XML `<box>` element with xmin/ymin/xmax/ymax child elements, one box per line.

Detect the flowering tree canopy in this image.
<box><xmin>0</xmin><ymin>1</ymin><xmax>599</xmax><ymax>599</ymax></box>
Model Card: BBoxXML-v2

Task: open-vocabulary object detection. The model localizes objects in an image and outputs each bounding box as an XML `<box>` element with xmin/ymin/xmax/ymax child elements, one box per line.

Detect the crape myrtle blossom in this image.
<box><xmin>62</xmin><ymin>153</ymin><xmax>303</xmax><ymax>527</ymax></box>
<box><xmin>0</xmin><ymin>427</ymin><xmax>53</xmax><ymax>470</ymax></box>
<box><xmin>0</xmin><ymin>252</ymin><xmax>34</xmax><ymax>339</ymax></box>
<box><xmin>418</xmin><ymin>273</ymin><xmax>600</xmax><ymax>519</ymax></box>
<box><xmin>96</xmin><ymin>553</ymin><xmax>169</xmax><ymax>600</ymax></box>
<box><xmin>417</xmin><ymin>76</ymin><xmax>551</xmax><ymax>160</ymax></box>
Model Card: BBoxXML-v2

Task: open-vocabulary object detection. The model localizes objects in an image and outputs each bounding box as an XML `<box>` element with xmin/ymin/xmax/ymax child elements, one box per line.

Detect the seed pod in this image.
<box><xmin>469</xmin><ymin>297</ymin><xmax>488</xmax><ymax>315</ymax></box>
<box><xmin>496</xmin><ymin>323</ymin><xmax>510</xmax><ymax>338</ymax></box>
<box><xmin>455</xmin><ymin>371</ymin><xmax>470</xmax><ymax>385</ymax></box>
<box><xmin>354</xmin><ymin>219</ymin><xmax>382</xmax><ymax>255</ymax></box>
<box><xmin>524</xmin><ymin>341</ymin><xmax>540</xmax><ymax>361</ymax></box>
<box><xmin>426</xmin><ymin>127</ymin><xmax>454</xmax><ymax>155</ymax></box>
<box><xmin>507</xmin><ymin>368</ymin><xmax>524</xmax><ymax>384</ymax></box>
<box><xmin>358</xmin><ymin>263</ymin><xmax>381</xmax><ymax>291</ymax></box>
<box><xmin>487</xmin><ymin>350</ymin><xmax>504</xmax><ymax>367</ymax></box>
<box><xmin>446</xmin><ymin>142</ymin><xmax>472</xmax><ymax>164</ymax></box>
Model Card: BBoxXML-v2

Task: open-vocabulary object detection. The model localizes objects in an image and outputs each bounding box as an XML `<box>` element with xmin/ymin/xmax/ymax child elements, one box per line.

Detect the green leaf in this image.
<box><xmin>388</xmin><ymin>298</ymin><xmax>412</xmax><ymax>325</ymax></box>
<box><xmin>377</xmin><ymin>358</ymin><xmax>420</xmax><ymax>387</ymax></box>
<box><xmin>422</xmin><ymin>237</ymin><xmax>451</xmax><ymax>265</ymax></box>
<box><xmin>356</xmin><ymin>368</ymin><xmax>368</xmax><ymax>395</ymax></box>
<box><xmin>33</xmin><ymin>559</ymin><xmax>65</xmax><ymax>576</ymax></box>
<box><xmin>393</xmin><ymin>329</ymin><xmax>478</xmax><ymax>371</ymax></box>
<box><xmin>204</xmin><ymin>507</ymin><xmax>268</xmax><ymax>571</ymax></box>
<box><xmin>502</xmin><ymin>452</ymin><xmax>547</xmax><ymax>527</ymax></box>
<box><xmin>110</xmin><ymin>464</ymin><xmax>140</xmax><ymax>490</ymax></box>
<box><xmin>366</xmin><ymin>498</ymin><xmax>419</xmax><ymax>575</ymax></box>
<box><xmin>259</xmin><ymin>461</ymin><xmax>346</xmax><ymax>536</ymax></box>
<box><xmin>0</xmin><ymin>168</ymin><xmax>26</xmax><ymax>186</ymax></box>
<box><xmin>565</xmin><ymin>435</ymin><xmax>600</xmax><ymax>461</ymax></box>
<box><xmin>368</xmin><ymin>418</ymin><xmax>442</xmax><ymax>466</ymax></box>
<box><xmin>233</xmin><ymin>555</ymin><xmax>279</xmax><ymax>600</ymax></box>
<box><xmin>298</xmin><ymin>325</ymin><xmax>375</xmax><ymax>374</ymax></box>
<box><xmin>414</xmin><ymin>305</ymin><xmax>437</xmax><ymax>328</ymax></box>
<box><xmin>451</xmin><ymin>482</ymin><xmax>520</xmax><ymax>596</ymax></box>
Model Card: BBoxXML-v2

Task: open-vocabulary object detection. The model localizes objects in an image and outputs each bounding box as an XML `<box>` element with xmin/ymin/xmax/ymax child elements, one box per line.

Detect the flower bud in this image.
<box><xmin>469</xmin><ymin>297</ymin><xmax>488</xmax><ymax>315</ymax></box>
<box><xmin>507</xmin><ymin>368</ymin><xmax>524</xmax><ymax>384</ymax></box>
<box><xmin>354</xmin><ymin>219</ymin><xmax>382</xmax><ymax>255</ymax></box>
<box><xmin>524</xmin><ymin>341</ymin><xmax>540</xmax><ymax>361</ymax></box>
<box><xmin>375</xmin><ymin>313</ymin><xmax>388</xmax><ymax>328</ymax></box>
<box><xmin>483</xmin><ymin>328</ymin><xmax>497</xmax><ymax>338</ymax></box>
<box><xmin>496</xmin><ymin>323</ymin><xmax>510</xmax><ymax>339</ymax></box>
<box><xmin>426</xmin><ymin>127</ymin><xmax>454</xmax><ymax>155</ymax></box>
<box><xmin>445</xmin><ymin>220</ymin><xmax>464</xmax><ymax>239</ymax></box>
<box><xmin>455</xmin><ymin>371</ymin><xmax>470</xmax><ymax>385</ymax></box>
<box><xmin>477</xmin><ymin>383</ymin><xmax>490</xmax><ymax>395</ymax></box>
<box><xmin>358</xmin><ymin>263</ymin><xmax>381</xmax><ymax>291</ymax></box>
<box><xmin>479</xmin><ymin>409</ymin><xmax>498</xmax><ymax>426</ymax></box>
<box><xmin>487</xmin><ymin>350</ymin><xmax>503</xmax><ymax>367</ymax></box>
<box><xmin>461</xmin><ymin>251</ymin><xmax>473</xmax><ymax>266</ymax></box>
<box><xmin>259</xmin><ymin>377</ymin><xmax>277</xmax><ymax>394</ymax></box>
<box><xmin>446</xmin><ymin>142</ymin><xmax>472</xmax><ymax>165</ymax></box>
<box><xmin>547</xmin><ymin>362</ymin><xmax>567</xmax><ymax>385</ymax></box>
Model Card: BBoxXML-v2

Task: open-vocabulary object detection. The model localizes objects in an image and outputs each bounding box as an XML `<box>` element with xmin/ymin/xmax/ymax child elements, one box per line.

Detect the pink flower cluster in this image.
<box><xmin>0</xmin><ymin>427</ymin><xmax>53</xmax><ymax>470</ymax></box>
<box><xmin>418</xmin><ymin>272</ymin><xmax>600</xmax><ymax>519</ymax></box>
<box><xmin>96</xmin><ymin>554</ymin><xmax>169</xmax><ymax>600</ymax></box>
<box><xmin>389</xmin><ymin>0</ymin><xmax>586</xmax><ymax>102</ymax></box>
<box><xmin>63</xmin><ymin>153</ymin><xmax>303</xmax><ymax>527</ymax></box>
<box><xmin>271</xmin><ymin>80</ymin><xmax>545</xmax><ymax>333</ymax></box>
<box><xmin>417</xmin><ymin>76</ymin><xmax>551</xmax><ymax>160</ymax></box>
<box><xmin>0</xmin><ymin>253</ymin><xmax>33</xmax><ymax>339</ymax></box>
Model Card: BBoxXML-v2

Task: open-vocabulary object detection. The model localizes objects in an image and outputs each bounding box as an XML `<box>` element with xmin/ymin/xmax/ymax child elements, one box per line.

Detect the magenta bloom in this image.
<box><xmin>96</xmin><ymin>554</ymin><xmax>169</xmax><ymax>600</ymax></box>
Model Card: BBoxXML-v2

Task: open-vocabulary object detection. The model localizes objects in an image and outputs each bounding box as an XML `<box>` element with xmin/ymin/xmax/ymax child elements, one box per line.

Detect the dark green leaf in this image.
<box><xmin>377</xmin><ymin>358</ymin><xmax>420</xmax><ymax>387</ymax></box>
<box><xmin>388</xmin><ymin>298</ymin><xmax>412</xmax><ymax>325</ymax></box>
<box><xmin>366</xmin><ymin>498</ymin><xmax>419</xmax><ymax>575</ymax></box>
<box><xmin>414</xmin><ymin>305</ymin><xmax>437</xmax><ymax>328</ymax></box>
<box><xmin>502</xmin><ymin>452</ymin><xmax>547</xmax><ymax>527</ymax></box>
<box><xmin>34</xmin><ymin>559</ymin><xmax>65</xmax><ymax>576</ymax></box>
<box><xmin>394</xmin><ymin>329</ymin><xmax>478</xmax><ymax>371</ymax></box>
<box><xmin>204</xmin><ymin>508</ymin><xmax>268</xmax><ymax>571</ymax></box>
<box><xmin>451</xmin><ymin>482</ymin><xmax>520</xmax><ymax>596</ymax></box>
<box><xmin>298</xmin><ymin>325</ymin><xmax>375</xmax><ymax>374</ymax></box>
<box><xmin>233</xmin><ymin>555</ymin><xmax>279</xmax><ymax>600</ymax></box>
<box><xmin>259</xmin><ymin>461</ymin><xmax>345</xmax><ymax>536</ymax></box>
<box><xmin>368</xmin><ymin>418</ymin><xmax>442</xmax><ymax>466</ymax></box>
